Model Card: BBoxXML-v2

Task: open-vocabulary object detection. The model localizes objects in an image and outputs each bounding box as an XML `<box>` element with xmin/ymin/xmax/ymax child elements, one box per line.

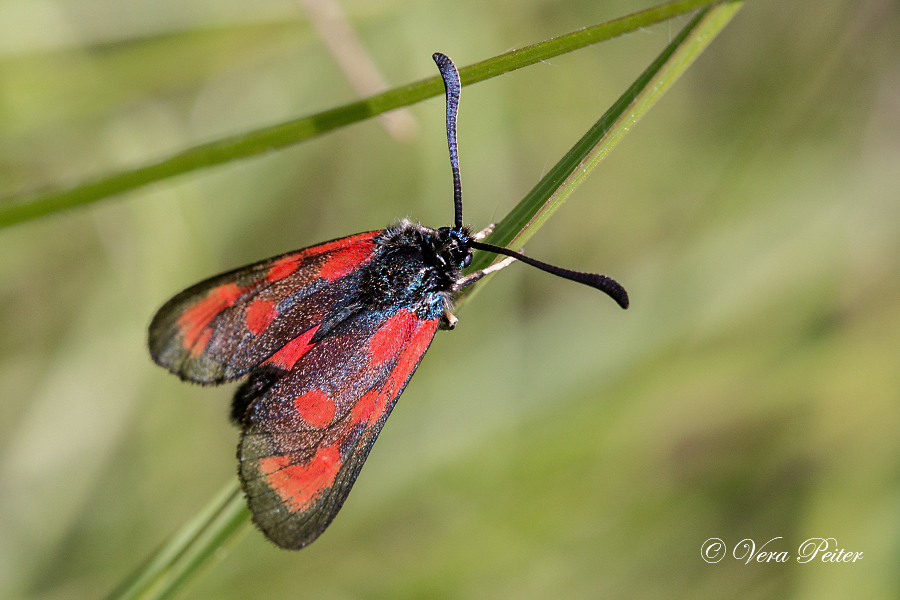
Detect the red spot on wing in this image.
<box><xmin>266</xmin><ymin>256</ymin><xmax>301</xmax><ymax>283</ymax></box>
<box><xmin>318</xmin><ymin>239</ymin><xmax>377</xmax><ymax>281</ymax></box>
<box><xmin>265</xmin><ymin>232</ymin><xmax>380</xmax><ymax>283</ymax></box>
<box><xmin>350</xmin><ymin>388</ymin><xmax>380</xmax><ymax>425</ymax></box>
<box><xmin>177</xmin><ymin>283</ymin><xmax>244</xmax><ymax>355</ymax></box>
<box><xmin>263</xmin><ymin>326</ymin><xmax>319</xmax><ymax>370</ymax></box>
<box><xmin>390</xmin><ymin>318</ymin><xmax>437</xmax><ymax>390</ymax></box>
<box><xmin>294</xmin><ymin>389</ymin><xmax>336</xmax><ymax>428</ymax></box>
<box><xmin>245</xmin><ymin>298</ymin><xmax>277</xmax><ymax>336</ymax></box>
<box><xmin>351</xmin><ymin>315</ymin><xmax>438</xmax><ymax>426</ymax></box>
<box><xmin>367</xmin><ymin>310</ymin><xmax>421</xmax><ymax>365</ymax></box>
<box><xmin>194</xmin><ymin>329</ymin><xmax>213</xmax><ymax>355</ymax></box>
<box><xmin>257</xmin><ymin>445</ymin><xmax>342</xmax><ymax>512</ymax></box>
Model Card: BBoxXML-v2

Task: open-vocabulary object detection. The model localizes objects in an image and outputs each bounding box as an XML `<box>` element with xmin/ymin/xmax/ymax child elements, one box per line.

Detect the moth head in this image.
<box><xmin>437</xmin><ymin>226</ymin><xmax>473</xmax><ymax>269</ymax></box>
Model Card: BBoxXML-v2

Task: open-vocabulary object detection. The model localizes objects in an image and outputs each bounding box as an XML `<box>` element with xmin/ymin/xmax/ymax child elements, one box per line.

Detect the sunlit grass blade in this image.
<box><xmin>105</xmin><ymin>481</ymin><xmax>248</xmax><ymax>600</ymax></box>
<box><xmin>103</xmin><ymin>3</ymin><xmax>741</xmax><ymax>599</ymax></box>
<box><xmin>0</xmin><ymin>0</ymin><xmax>723</xmax><ymax>229</ymax></box>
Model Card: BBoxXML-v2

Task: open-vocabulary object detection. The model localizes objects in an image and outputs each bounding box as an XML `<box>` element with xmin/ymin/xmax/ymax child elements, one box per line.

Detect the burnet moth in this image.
<box><xmin>148</xmin><ymin>53</ymin><xmax>628</xmax><ymax>550</ymax></box>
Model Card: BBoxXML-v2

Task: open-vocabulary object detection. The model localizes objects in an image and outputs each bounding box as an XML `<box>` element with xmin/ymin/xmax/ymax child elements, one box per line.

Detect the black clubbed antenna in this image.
<box><xmin>433</xmin><ymin>52</ymin><xmax>463</xmax><ymax>229</ymax></box>
<box><xmin>470</xmin><ymin>240</ymin><xmax>630</xmax><ymax>309</ymax></box>
<box><xmin>432</xmin><ymin>52</ymin><xmax>628</xmax><ymax>310</ymax></box>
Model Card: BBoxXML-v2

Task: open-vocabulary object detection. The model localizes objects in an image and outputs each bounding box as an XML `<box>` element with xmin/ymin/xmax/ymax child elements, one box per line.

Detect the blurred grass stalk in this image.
<box><xmin>105</xmin><ymin>3</ymin><xmax>742</xmax><ymax>599</ymax></box>
<box><xmin>2</xmin><ymin>0</ymin><xmax>723</xmax><ymax>229</ymax></box>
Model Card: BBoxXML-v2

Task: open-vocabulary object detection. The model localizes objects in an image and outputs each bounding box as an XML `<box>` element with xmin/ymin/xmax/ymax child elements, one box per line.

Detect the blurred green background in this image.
<box><xmin>2</xmin><ymin>0</ymin><xmax>899</xmax><ymax>598</ymax></box>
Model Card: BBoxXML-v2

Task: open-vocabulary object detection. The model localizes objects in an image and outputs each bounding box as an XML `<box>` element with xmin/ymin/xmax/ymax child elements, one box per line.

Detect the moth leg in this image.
<box><xmin>453</xmin><ymin>255</ymin><xmax>517</xmax><ymax>292</ymax></box>
<box><xmin>439</xmin><ymin>309</ymin><xmax>458</xmax><ymax>331</ymax></box>
<box><xmin>472</xmin><ymin>223</ymin><xmax>496</xmax><ymax>241</ymax></box>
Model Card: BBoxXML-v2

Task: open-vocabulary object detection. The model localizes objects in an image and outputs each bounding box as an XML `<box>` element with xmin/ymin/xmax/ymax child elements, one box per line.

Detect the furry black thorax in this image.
<box><xmin>360</xmin><ymin>220</ymin><xmax>473</xmax><ymax>308</ymax></box>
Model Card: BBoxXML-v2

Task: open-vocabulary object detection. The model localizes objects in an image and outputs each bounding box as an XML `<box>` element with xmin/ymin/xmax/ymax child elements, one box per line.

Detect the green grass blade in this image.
<box><xmin>0</xmin><ymin>0</ymin><xmax>723</xmax><ymax>229</ymax></box>
<box><xmin>105</xmin><ymin>481</ymin><xmax>248</xmax><ymax>600</ymax></box>
<box><xmin>464</xmin><ymin>1</ymin><xmax>744</xmax><ymax>279</ymax></box>
<box><xmin>102</xmin><ymin>3</ymin><xmax>741</xmax><ymax>599</ymax></box>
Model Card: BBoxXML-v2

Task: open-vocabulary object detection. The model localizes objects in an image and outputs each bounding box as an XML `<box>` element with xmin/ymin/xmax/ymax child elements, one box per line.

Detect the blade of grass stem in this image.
<box><xmin>105</xmin><ymin>481</ymin><xmax>248</xmax><ymax>600</ymax></box>
<box><xmin>0</xmin><ymin>0</ymin><xmax>723</xmax><ymax>228</ymax></box>
<box><xmin>103</xmin><ymin>3</ymin><xmax>741</xmax><ymax>599</ymax></box>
